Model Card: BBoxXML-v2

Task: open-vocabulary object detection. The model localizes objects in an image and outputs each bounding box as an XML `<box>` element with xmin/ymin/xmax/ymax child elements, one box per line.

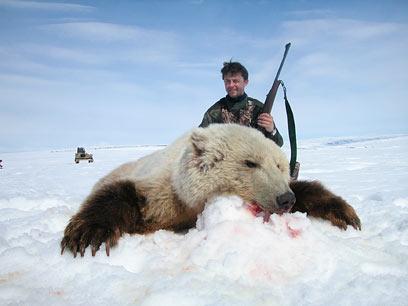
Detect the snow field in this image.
<box><xmin>0</xmin><ymin>136</ymin><xmax>407</xmax><ymax>305</ymax></box>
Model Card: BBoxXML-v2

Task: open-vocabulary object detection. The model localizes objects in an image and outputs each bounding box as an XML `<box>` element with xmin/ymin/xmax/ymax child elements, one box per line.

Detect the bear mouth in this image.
<box><xmin>246</xmin><ymin>201</ymin><xmax>292</xmax><ymax>222</ymax></box>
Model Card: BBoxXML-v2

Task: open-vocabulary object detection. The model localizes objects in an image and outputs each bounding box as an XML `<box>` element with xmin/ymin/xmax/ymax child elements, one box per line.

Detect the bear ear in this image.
<box><xmin>190</xmin><ymin>129</ymin><xmax>224</xmax><ymax>173</ymax></box>
<box><xmin>190</xmin><ymin>129</ymin><xmax>208</xmax><ymax>157</ymax></box>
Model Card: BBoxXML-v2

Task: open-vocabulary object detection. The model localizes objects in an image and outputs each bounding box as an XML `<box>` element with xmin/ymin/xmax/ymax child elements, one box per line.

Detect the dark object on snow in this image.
<box><xmin>75</xmin><ymin>147</ymin><xmax>93</xmax><ymax>164</ymax></box>
<box><xmin>0</xmin><ymin>159</ymin><xmax>3</xmax><ymax>169</ymax></box>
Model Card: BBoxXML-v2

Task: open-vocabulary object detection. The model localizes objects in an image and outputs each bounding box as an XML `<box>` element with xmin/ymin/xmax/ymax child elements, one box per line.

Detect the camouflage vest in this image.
<box><xmin>221</xmin><ymin>100</ymin><xmax>255</xmax><ymax>127</ymax></box>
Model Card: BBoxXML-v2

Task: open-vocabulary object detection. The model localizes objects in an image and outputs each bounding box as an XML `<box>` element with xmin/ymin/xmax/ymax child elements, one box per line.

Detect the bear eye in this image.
<box><xmin>244</xmin><ymin>160</ymin><xmax>259</xmax><ymax>168</ymax></box>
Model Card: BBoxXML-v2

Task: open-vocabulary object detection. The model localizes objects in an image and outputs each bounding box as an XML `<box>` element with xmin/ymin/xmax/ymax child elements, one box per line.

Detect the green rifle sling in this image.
<box><xmin>280</xmin><ymin>82</ymin><xmax>298</xmax><ymax>177</ymax></box>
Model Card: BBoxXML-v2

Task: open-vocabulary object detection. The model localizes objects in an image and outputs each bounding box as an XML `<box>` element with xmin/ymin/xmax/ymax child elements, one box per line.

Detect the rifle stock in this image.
<box><xmin>262</xmin><ymin>80</ymin><xmax>281</xmax><ymax>114</ymax></box>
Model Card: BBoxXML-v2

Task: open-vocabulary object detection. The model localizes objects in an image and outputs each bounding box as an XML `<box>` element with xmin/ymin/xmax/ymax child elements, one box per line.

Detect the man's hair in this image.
<box><xmin>221</xmin><ymin>61</ymin><xmax>249</xmax><ymax>80</ymax></box>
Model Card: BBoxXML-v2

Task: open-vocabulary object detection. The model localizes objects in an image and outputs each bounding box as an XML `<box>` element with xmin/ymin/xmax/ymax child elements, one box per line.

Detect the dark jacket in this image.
<box><xmin>199</xmin><ymin>93</ymin><xmax>284</xmax><ymax>147</ymax></box>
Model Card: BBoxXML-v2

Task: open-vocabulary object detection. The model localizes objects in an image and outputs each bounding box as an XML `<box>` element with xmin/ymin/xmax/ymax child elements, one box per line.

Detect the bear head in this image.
<box><xmin>172</xmin><ymin>124</ymin><xmax>295</xmax><ymax>215</ymax></box>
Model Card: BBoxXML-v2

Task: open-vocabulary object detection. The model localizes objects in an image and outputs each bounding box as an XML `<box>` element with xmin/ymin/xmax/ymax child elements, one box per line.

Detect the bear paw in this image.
<box><xmin>61</xmin><ymin>220</ymin><xmax>122</xmax><ymax>257</ymax></box>
<box><xmin>324</xmin><ymin>200</ymin><xmax>361</xmax><ymax>231</ymax></box>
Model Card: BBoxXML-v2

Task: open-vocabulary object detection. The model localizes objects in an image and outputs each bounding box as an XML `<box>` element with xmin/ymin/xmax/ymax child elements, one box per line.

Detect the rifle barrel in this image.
<box><xmin>274</xmin><ymin>43</ymin><xmax>291</xmax><ymax>82</ymax></box>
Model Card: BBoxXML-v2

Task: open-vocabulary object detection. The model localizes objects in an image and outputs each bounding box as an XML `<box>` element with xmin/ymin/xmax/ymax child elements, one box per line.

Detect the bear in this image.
<box><xmin>61</xmin><ymin>124</ymin><xmax>361</xmax><ymax>257</ymax></box>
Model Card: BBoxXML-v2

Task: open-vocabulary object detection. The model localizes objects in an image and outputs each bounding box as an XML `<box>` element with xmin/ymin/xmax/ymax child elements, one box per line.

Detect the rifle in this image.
<box><xmin>261</xmin><ymin>42</ymin><xmax>291</xmax><ymax>113</ymax></box>
<box><xmin>258</xmin><ymin>42</ymin><xmax>300</xmax><ymax>180</ymax></box>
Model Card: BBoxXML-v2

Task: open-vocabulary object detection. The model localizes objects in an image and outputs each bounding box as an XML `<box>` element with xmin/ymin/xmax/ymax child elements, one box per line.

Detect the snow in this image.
<box><xmin>0</xmin><ymin>136</ymin><xmax>407</xmax><ymax>306</ymax></box>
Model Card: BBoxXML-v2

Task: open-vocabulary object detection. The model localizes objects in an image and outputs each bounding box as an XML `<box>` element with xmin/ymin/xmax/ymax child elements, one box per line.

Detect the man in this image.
<box><xmin>199</xmin><ymin>61</ymin><xmax>283</xmax><ymax>146</ymax></box>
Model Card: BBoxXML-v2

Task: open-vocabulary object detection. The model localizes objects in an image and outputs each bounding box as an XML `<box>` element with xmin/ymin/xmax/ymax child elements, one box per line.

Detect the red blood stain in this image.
<box><xmin>286</xmin><ymin>220</ymin><xmax>302</xmax><ymax>238</ymax></box>
<box><xmin>245</xmin><ymin>202</ymin><xmax>263</xmax><ymax>216</ymax></box>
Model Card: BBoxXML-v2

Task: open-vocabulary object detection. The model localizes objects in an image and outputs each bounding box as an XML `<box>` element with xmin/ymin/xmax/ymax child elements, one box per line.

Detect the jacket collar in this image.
<box><xmin>224</xmin><ymin>93</ymin><xmax>247</xmax><ymax>110</ymax></box>
<box><xmin>225</xmin><ymin>93</ymin><xmax>247</xmax><ymax>104</ymax></box>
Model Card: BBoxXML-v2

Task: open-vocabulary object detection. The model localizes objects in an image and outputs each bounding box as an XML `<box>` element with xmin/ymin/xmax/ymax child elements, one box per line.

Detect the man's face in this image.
<box><xmin>223</xmin><ymin>73</ymin><xmax>248</xmax><ymax>98</ymax></box>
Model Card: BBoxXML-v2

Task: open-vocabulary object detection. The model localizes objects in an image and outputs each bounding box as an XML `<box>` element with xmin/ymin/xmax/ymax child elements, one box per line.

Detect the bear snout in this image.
<box><xmin>276</xmin><ymin>191</ymin><xmax>296</xmax><ymax>212</ymax></box>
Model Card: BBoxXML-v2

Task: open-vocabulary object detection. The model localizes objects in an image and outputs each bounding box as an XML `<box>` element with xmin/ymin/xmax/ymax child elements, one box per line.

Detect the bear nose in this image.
<box><xmin>276</xmin><ymin>191</ymin><xmax>296</xmax><ymax>210</ymax></box>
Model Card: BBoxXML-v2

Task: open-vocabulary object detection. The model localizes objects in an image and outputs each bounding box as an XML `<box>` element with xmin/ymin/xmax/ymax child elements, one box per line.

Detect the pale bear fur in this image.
<box><xmin>96</xmin><ymin>123</ymin><xmax>292</xmax><ymax>216</ymax></box>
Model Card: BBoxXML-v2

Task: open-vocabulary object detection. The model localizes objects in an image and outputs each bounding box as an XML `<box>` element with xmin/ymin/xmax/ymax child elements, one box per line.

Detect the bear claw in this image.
<box><xmin>327</xmin><ymin>208</ymin><xmax>361</xmax><ymax>231</ymax></box>
<box><xmin>60</xmin><ymin>222</ymin><xmax>122</xmax><ymax>257</ymax></box>
<box><xmin>105</xmin><ymin>240</ymin><xmax>111</xmax><ymax>257</ymax></box>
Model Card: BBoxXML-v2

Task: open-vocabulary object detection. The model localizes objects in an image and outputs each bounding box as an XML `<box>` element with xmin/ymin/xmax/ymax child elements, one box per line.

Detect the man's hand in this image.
<box><xmin>257</xmin><ymin>113</ymin><xmax>275</xmax><ymax>133</ymax></box>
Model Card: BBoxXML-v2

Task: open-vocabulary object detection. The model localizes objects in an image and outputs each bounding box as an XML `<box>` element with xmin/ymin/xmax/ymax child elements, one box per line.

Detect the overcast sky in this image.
<box><xmin>0</xmin><ymin>0</ymin><xmax>407</xmax><ymax>152</ymax></box>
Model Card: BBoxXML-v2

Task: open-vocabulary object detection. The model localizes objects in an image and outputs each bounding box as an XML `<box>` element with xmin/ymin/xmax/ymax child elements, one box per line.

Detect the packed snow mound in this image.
<box><xmin>192</xmin><ymin>197</ymin><xmax>315</xmax><ymax>283</ymax></box>
<box><xmin>0</xmin><ymin>135</ymin><xmax>407</xmax><ymax>305</ymax></box>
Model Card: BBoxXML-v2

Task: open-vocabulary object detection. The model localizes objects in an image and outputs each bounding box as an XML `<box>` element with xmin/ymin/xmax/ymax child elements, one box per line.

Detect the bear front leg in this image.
<box><xmin>61</xmin><ymin>180</ymin><xmax>146</xmax><ymax>257</ymax></box>
<box><xmin>290</xmin><ymin>180</ymin><xmax>361</xmax><ymax>230</ymax></box>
